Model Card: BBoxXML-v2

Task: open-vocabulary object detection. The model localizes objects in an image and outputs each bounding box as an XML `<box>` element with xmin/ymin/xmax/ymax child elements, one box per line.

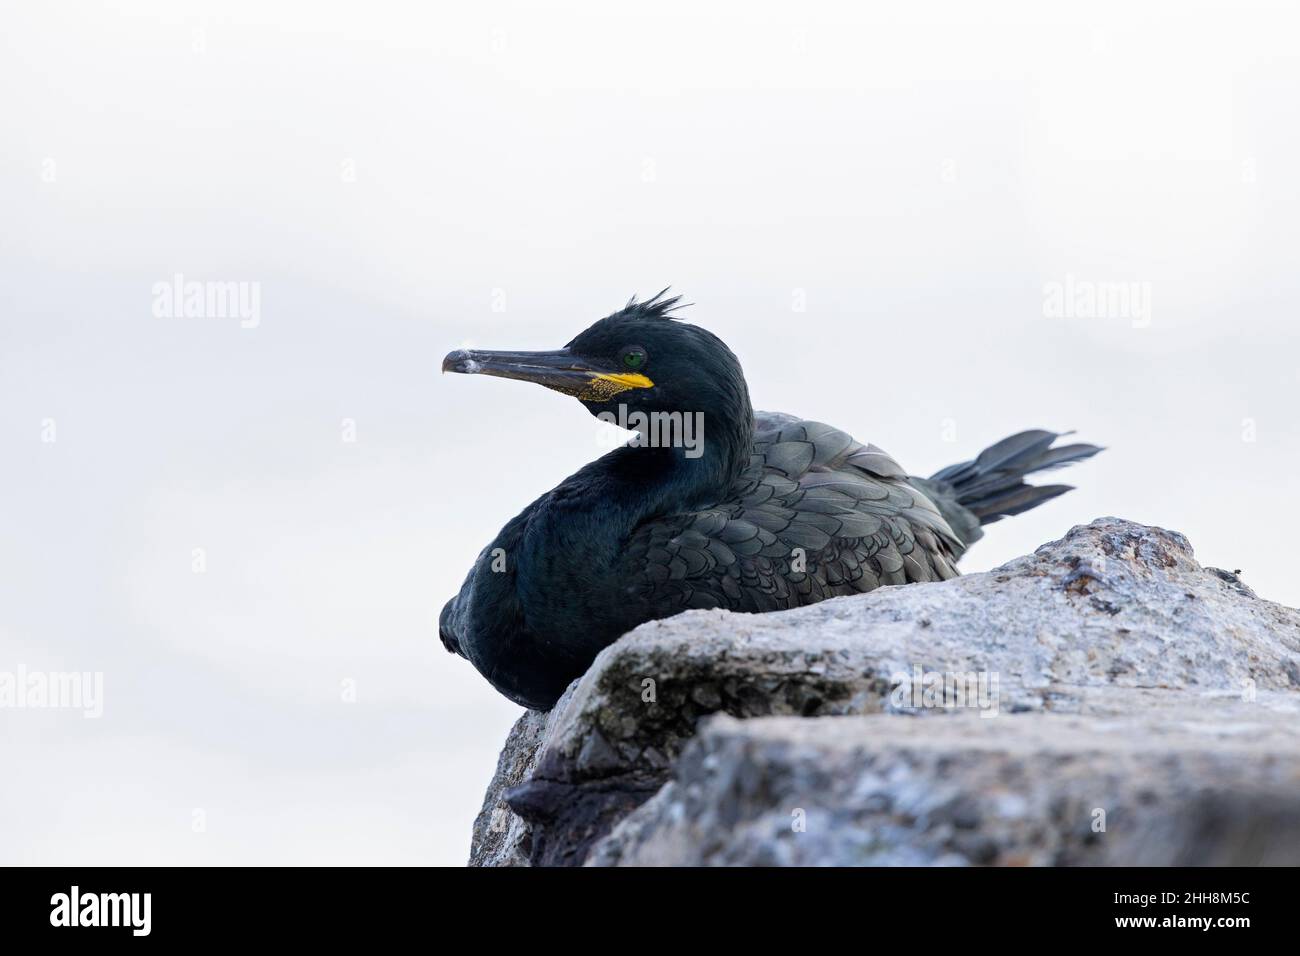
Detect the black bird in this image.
<box><xmin>440</xmin><ymin>290</ymin><xmax>1101</xmax><ymax>710</ymax></box>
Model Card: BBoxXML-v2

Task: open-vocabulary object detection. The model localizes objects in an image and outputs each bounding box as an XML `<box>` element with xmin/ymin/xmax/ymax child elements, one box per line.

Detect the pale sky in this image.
<box><xmin>2</xmin><ymin>0</ymin><xmax>1297</xmax><ymax>865</ymax></box>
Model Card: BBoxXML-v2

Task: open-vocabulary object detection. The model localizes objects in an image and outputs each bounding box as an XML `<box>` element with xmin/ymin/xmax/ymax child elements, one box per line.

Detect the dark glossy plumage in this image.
<box><xmin>440</xmin><ymin>292</ymin><xmax>1101</xmax><ymax>709</ymax></box>
<box><xmin>620</xmin><ymin>412</ymin><xmax>964</xmax><ymax>616</ymax></box>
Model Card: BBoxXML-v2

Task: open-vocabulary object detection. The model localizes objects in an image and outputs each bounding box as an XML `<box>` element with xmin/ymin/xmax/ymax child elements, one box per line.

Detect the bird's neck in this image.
<box><xmin>515</xmin><ymin>402</ymin><xmax>755</xmax><ymax>629</ymax></box>
<box><xmin>625</xmin><ymin>392</ymin><xmax>756</xmax><ymax>516</ymax></box>
<box><xmin>592</xmin><ymin>406</ymin><xmax>756</xmax><ymax>530</ymax></box>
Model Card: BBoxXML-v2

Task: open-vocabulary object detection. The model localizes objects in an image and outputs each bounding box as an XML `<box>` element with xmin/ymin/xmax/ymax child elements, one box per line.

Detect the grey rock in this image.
<box><xmin>467</xmin><ymin>518</ymin><xmax>1300</xmax><ymax>866</ymax></box>
<box><xmin>592</xmin><ymin>698</ymin><xmax>1300</xmax><ymax>866</ymax></box>
<box><xmin>468</xmin><ymin>706</ymin><xmax>547</xmax><ymax>867</ymax></box>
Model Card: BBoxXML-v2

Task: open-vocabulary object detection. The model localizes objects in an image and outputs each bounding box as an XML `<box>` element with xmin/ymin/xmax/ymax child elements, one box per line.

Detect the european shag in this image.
<box><xmin>440</xmin><ymin>290</ymin><xmax>1101</xmax><ymax>710</ymax></box>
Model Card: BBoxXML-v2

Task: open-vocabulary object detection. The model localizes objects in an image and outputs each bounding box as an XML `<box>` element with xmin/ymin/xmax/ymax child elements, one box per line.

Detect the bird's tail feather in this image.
<box><xmin>929</xmin><ymin>429</ymin><xmax>1102</xmax><ymax>526</ymax></box>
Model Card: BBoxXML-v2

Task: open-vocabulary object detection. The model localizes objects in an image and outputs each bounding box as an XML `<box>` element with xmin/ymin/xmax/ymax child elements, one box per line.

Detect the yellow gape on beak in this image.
<box><xmin>577</xmin><ymin>372</ymin><xmax>654</xmax><ymax>402</ymax></box>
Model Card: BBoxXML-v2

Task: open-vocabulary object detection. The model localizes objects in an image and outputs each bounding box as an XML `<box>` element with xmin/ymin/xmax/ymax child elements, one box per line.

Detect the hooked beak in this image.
<box><xmin>441</xmin><ymin>347</ymin><xmax>653</xmax><ymax>401</ymax></box>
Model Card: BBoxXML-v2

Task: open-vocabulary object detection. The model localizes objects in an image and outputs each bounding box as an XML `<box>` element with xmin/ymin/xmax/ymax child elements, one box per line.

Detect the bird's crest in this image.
<box><xmin>608</xmin><ymin>287</ymin><xmax>691</xmax><ymax>322</ymax></box>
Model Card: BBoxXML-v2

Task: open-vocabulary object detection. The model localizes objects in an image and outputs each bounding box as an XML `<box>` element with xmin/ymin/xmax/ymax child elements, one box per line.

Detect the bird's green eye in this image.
<box><xmin>622</xmin><ymin>347</ymin><xmax>647</xmax><ymax>370</ymax></box>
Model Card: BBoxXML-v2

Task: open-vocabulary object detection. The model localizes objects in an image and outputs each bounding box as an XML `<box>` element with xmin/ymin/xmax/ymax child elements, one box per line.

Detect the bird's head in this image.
<box><xmin>442</xmin><ymin>290</ymin><xmax>752</xmax><ymax>432</ymax></box>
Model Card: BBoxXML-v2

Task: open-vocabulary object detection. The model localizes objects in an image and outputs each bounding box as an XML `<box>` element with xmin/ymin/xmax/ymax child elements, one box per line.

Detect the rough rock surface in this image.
<box><xmin>468</xmin><ymin>518</ymin><xmax>1300</xmax><ymax>866</ymax></box>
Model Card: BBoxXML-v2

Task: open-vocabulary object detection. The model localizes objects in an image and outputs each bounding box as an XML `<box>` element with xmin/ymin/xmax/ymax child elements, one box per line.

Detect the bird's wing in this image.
<box><xmin>622</xmin><ymin>413</ymin><xmax>963</xmax><ymax>616</ymax></box>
